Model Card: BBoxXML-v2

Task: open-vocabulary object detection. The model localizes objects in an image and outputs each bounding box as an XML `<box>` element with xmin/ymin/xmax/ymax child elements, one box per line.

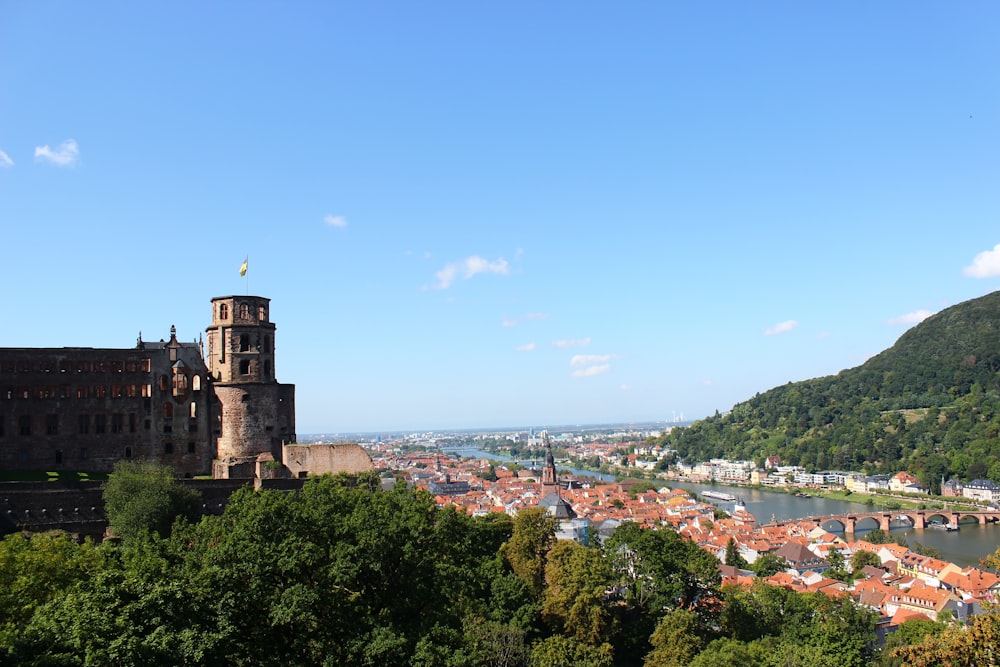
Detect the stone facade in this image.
<box><xmin>206</xmin><ymin>296</ymin><xmax>296</xmax><ymax>478</ymax></box>
<box><xmin>0</xmin><ymin>295</ymin><xmax>296</xmax><ymax>479</ymax></box>
<box><xmin>282</xmin><ymin>443</ymin><xmax>374</xmax><ymax>478</ymax></box>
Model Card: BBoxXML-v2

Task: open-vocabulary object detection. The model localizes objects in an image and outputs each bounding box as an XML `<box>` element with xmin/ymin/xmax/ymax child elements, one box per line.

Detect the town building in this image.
<box><xmin>963</xmin><ymin>479</ymin><xmax>1000</xmax><ymax>504</ymax></box>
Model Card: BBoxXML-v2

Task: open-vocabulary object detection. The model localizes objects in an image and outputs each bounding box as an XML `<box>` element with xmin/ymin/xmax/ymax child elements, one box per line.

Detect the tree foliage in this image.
<box><xmin>102</xmin><ymin>460</ymin><xmax>201</xmax><ymax>541</ymax></box>
<box><xmin>502</xmin><ymin>508</ymin><xmax>557</xmax><ymax>599</ymax></box>
<box><xmin>541</xmin><ymin>541</ymin><xmax>612</xmax><ymax>645</ymax></box>
<box><xmin>2</xmin><ymin>475</ymin><xmax>896</xmax><ymax>666</ymax></box>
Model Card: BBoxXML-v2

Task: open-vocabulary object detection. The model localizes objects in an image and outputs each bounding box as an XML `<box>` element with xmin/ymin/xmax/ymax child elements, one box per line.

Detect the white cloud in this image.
<box><xmin>428</xmin><ymin>255</ymin><xmax>510</xmax><ymax>289</ymax></box>
<box><xmin>515</xmin><ymin>342</ymin><xmax>536</xmax><ymax>352</ymax></box>
<box><xmin>572</xmin><ymin>364</ymin><xmax>611</xmax><ymax>378</ymax></box>
<box><xmin>764</xmin><ymin>320</ymin><xmax>798</xmax><ymax>336</ymax></box>
<box><xmin>34</xmin><ymin>139</ymin><xmax>79</xmax><ymax>167</ymax></box>
<box><xmin>324</xmin><ymin>214</ymin><xmax>348</xmax><ymax>228</ymax></box>
<box><xmin>570</xmin><ymin>354</ymin><xmax>618</xmax><ymax>367</ymax></box>
<box><xmin>888</xmin><ymin>309</ymin><xmax>935</xmax><ymax>325</ymax></box>
<box><xmin>702</xmin><ymin>379</ymin><xmax>713</xmax><ymax>386</ymax></box>
<box><xmin>552</xmin><ymin>337</ymin><xmax>591</xmax><ymax>349</ymax></box>
<box><xmin>502</xmin><ymin>319</ymin><xmax>517</xmax><ymax>328</ymax></box>
<box><xmin>620</xmin><ymin>384</ymin><xmax>632</xmax><ymax>391</ymax></box>
<box><xmin>963</xmin><ymin>244</ymin><xmax>1000</xmax><ymax>278</ymax></box>
<box><xmin>816</xmin><ymin>332</ymin><xmax>831</xmax><ymax>339</ymax></box>
<box><xmin>0</xmin><ymin>150</ymin><xmax>12</xmax><ymax>168</ymax></box>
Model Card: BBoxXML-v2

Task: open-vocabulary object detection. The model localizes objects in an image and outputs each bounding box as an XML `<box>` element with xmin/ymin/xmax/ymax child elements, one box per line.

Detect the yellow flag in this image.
<box><xmin>239</xmin><ymin>258</ymin><xmax>248</xmax><ymax>277</ymax></box>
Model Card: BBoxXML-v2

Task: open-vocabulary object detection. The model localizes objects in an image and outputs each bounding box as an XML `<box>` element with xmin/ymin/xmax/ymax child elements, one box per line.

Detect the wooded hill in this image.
<box><xmin>657</xmin><ymin>290</ymin><xmax>1000</xmax><ymax>493</ymax></box>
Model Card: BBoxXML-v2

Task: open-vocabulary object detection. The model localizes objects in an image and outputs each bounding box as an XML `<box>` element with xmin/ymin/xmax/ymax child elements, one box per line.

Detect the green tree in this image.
<box><xmin>604</xmin><ymin>523</ymin><xmax>720</xmax><ymax>664</ymax></box>
<box><xmin>528</xmin><ymin>635</ymin><xmax>613</xmax><ymax>667</ymax></box>
<box><xmin>879</xmin><ymin>618</ymin><xmax>950</xmax><ymax>666</ymax></box>
<box><xmin>541</xmin><ymin>541</ymin><xmax>612</xmax><ymax>645</ymax></box>
<box><xmin>750</xmin><ymin>552</ymin><xmax>787</xmax><ymax>578</ymax></box>
<box><xmin>826</xmin><ymin>547</ymin><xmax>849</xmax><ymax>581</ymax></box>
<box><xmin>643</xmin><ymin>609</ymin><xmax>707</xmax><ymax>667</ymax></box>
<box><xmin>687</xmin><ymin>637</ymin><xmax>754</xmax><ymax>667</ymax></box>
<box><xmin>850</xmin><ymin>549</ymin><xmax>882</xmax><ymax>573</ymax></box>
<box><xmin>462</xmin><ymin>616</ymin><xmax>529</xmax><ymax>667</ymax></box>
<box><xmin>102</xmin><ymin>460</ymin><xmax>201</xmax><ymax>541</ymax></box>
<box><xmin>0</xmin><ymin>532</ymin><xmax>105</xmax><ymax>658</ymax></box>
<box><xmin>724</xmin><ymin>538</ymin><xmax>747</xmax><ymax>569</ymax></box>
<box><xmin>501</xmin><ymin>508</ymin><xmax>557</xmax><ymax>599</ymax></box>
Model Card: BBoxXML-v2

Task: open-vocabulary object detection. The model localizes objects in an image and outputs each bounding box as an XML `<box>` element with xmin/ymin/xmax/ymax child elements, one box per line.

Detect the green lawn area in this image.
<box><xmin>0</xmin><ymin>470</ymin><xmax>109</xmax><ymax>482</ymax></box>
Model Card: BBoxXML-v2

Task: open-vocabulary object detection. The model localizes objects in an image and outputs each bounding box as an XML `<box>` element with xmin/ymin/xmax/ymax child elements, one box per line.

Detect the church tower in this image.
<box><xmin>541</xmin><ymin>431</ymin><xmax>558</xmax><ymax>489</ymax></box>
<box><xmin>205</xmin><ymin>295</ymin><xmax>296</xmax><ymax>478</ymax></box>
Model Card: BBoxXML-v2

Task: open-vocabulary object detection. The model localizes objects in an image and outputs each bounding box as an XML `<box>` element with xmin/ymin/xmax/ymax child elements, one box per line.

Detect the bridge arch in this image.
<box><xmin>821</xmin><ymin>518</ymin><xmax>848</xmax><ymax>533</ymax></box>
<box><xmin>853</xmin><ymin>516</ymin><xmax>881</xmax><ymax>533</ymax></box>
<box><xmin>924</xmin><ymin>512</ymin><xmax>950</xmax><ymax>525</ymax></box>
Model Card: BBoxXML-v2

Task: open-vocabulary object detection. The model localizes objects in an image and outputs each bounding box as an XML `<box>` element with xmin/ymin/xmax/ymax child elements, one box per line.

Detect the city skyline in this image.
<box><xmin>2</xmin><ymin>3</ymin><xmax>1000</xmax><ymax>433</ymax></box>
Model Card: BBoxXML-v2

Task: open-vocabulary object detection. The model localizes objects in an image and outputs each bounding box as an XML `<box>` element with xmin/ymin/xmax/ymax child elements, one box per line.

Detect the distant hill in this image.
<box><xmin>658</xmin><ymin>290</ymin><xmax>1000</xmax><ymax>492</ymax></box>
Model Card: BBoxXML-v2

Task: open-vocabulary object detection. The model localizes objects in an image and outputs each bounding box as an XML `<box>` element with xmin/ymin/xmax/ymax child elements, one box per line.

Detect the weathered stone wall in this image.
<box><xmin>213</xmin><ymin>384</ymin><xmax>293</xmax><ymax>465</ymax></box>
<box><xmin>205</xmin><ymin>296</ymin><xmax>276</xmax><ymax>384</ymax></box>
<box><xmin>0</xmin><ymin>343</ymin><xmax>213</xmax><ymax>476</ymax></box>
<box><xmin>282</xmin><ymin>443</ymin><xmax>374</xmax><ymax>478</ymax></box>
<box><xmin>0</xmin><ymin>479</ymin><xmax>271</xmax><ymax>540</ymax></box>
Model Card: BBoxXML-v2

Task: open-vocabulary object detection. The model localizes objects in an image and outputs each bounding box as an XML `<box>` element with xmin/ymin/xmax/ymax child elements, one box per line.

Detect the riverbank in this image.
<box><xmin>447</xmin><ymin>445</ymin><xmax>990</xmax><ymax>515</ymax></box>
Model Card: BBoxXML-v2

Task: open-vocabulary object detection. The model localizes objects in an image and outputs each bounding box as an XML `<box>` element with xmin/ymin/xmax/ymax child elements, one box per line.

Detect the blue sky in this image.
<box><xmin>2</xmin><ymin>3</ymin><xmax>1000</xmax><ymax>433</ymax></box>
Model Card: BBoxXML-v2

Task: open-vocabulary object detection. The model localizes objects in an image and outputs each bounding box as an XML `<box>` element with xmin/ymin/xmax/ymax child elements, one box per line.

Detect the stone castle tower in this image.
<box><xmin>205</xmin><ymin>295</ymin><xmax>296</xmax><ymax>478</ymax></box>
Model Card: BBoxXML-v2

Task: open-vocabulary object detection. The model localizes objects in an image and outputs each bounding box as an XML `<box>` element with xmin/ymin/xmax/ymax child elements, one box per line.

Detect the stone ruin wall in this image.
<box><xmin>282</xmin><ymin>443</ymin><xmax>374</xmax><ymax>478</ymax></box>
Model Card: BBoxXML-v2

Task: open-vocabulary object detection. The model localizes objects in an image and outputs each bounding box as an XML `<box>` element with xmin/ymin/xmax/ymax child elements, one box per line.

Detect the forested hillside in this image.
<box><xmin>657</xmin><ymin>291</ymin><xmax>1000</xmax><ymax>492</ymax></box>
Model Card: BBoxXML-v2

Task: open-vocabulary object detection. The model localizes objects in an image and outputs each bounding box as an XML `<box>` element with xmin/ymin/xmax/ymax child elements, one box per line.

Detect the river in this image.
<box><xmin>443</xmin><ymin>447</ymin><xmax>1000</xmax><ymax>567</ymax></box>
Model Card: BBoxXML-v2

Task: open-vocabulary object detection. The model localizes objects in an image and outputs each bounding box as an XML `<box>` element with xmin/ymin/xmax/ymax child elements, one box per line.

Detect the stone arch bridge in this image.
<box><xmin>775</xmin><ymin>509</ymin><xmax>1000</xmax><ymax>533</ymax></box>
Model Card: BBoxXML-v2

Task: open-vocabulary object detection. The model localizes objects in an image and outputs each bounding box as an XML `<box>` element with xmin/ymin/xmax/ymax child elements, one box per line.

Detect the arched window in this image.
<box><xmin>192</xmin><ymin>375</ymin><xmax>201</xmax><ymax>391</ymax></box>
<box><xmin>239</xmin><ymin>360</ymin><xmax>250</xmax><ymax>375</ymax></box>
<box><xmin>172</xmin><ymin>371</ymin><xmax>188</xmax><ymax>396</ymax></box>
<box><xmin>189</xmin><ymin>402</ymin><xmax>197</xmax><ymax>418</ymax></box>
<box><xmin>239</xmin><ymin>303</ymin><xmax>250</xmax><ymax>319</ymax></box>
<box><xmin>239</xmin><ymin>334</ymin><xmax>250</xmax><ymax>352</ymax></box>
<box><xmin>163</xmin><ymin>402</ymin><xmax>174</xmax><ymax>419</ymax></box>
<box><xmin>219</xmin><ymin>303</ymin><xmax>229</xmax><ymax>320</ymax></box>
<box><xmin>258</xmin><ymin>305</ymin><xmax>266</xmax><ymax>322</ymax></box>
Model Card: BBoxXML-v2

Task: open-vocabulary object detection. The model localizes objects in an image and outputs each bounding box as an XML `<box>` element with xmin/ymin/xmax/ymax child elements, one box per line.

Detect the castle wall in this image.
<box><xmin>1</xmin><ymin>295</ymin><xmax>297</xmax><ymax>481</ymax></box>
<box><xmin>282</xmin><ymin>443</ymin><xmax>374</xmax><ymax>477</ymax></box>
<box><xmin>0</xmin><ymin>345</ymin><xmax>213</xmax><ymax>476</ymax></box>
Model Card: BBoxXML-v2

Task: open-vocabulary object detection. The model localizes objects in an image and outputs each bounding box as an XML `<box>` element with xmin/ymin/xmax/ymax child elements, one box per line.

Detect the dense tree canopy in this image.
<box><xmin>102</xmin><ymin>460</ymin><xmax>201</xmax><ymax>541</ymax></box>
<box><xmin>0</xmin><ymin>471</ymin><xmax>968</xmax><ymax>666</ymax></box>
